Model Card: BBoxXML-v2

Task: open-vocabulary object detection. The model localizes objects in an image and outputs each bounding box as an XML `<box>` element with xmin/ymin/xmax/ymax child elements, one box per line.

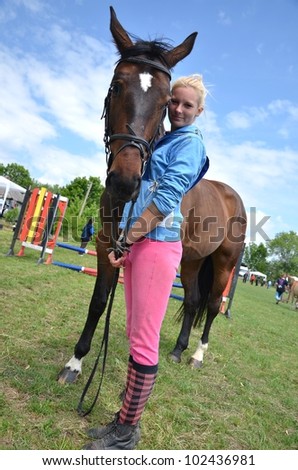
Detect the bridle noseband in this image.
<box><xmin>102</xmin><ymin>56</ymin><xmax>171</xmax><ymax>174</ymax></box>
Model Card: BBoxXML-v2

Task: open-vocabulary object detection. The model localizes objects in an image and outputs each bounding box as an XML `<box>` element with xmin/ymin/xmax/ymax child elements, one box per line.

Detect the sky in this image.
<box><xmin>0</xmin><ymin>0</ymin><xmax>297</xmax><ymax>244</ymax></box>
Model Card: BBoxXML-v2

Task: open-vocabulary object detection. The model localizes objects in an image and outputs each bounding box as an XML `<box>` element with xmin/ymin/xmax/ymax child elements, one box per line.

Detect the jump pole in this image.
<box><xmin>16</xmin><ymin>187</ymin><xmax>41</xmax><ymax>256</ymax></box>
<box><xmin>55</xmin><ymin>241</ymin><xmax>97</xmax><ymax>257</ymax></box>
<box><xmin>52</xmin><ymin>246</ymin><xmax>184</xmax><ymax>300</ymax></box>
<box><xmin>6</xmin><ymin>187</ymin><xmax>31</xmax><ymax>256</ymax></box>
<box><xmin>52</xmin><ymin>261</ymin><xmax>97</xmax><ymax>277</ymax></box>
<box><xmin>38</xmin><ymin>194</ymin><xmax>60</xmax><ymax>264</ymax></box>
<box><xmin>7</xmin><ymin>187</ymin><xmax>68</xmax><ymax>263</ymax></box>
<box><xmin>26</xmin><ymin>187</ymin><xmax>47</xmax><ymax>243</ymax></box>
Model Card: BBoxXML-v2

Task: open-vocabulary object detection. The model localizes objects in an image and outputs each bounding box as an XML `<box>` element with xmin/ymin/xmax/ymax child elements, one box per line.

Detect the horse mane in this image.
<box><xmin>115</xmin><ymin>37</ymin><xmax>174</xmax><ymax>69</ymax></box>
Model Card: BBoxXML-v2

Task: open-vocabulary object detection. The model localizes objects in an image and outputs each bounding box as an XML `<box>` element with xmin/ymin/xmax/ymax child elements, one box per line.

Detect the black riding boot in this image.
<box><xmin>83</xmin><ymin>415</ymin><xmax>140</xmax><ymax>450</ymax></box>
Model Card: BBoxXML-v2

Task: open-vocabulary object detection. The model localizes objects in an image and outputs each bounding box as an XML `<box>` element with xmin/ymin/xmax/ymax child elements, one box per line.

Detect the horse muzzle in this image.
<box><xmin>105</xmin><ymin>171</ymin><xmax>141</xmax><ymax>203</ymax></box>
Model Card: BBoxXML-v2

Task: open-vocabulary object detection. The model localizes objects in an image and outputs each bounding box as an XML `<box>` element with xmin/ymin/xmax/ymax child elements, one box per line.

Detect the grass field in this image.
<box><xmin>0</xmin><ymin>226</ymin><xmax>297</xmax><ymax>450</ymax></box>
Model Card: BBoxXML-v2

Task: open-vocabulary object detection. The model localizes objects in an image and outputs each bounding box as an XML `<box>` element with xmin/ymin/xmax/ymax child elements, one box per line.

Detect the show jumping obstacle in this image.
<box><xmin>52</xmin><ymin>240</ymin><xmax>185</xmax><ymax>300</ymax></box>
<box><xmin>7</xmin><ymin>187</ymin><xmax>68</xmax><ymax>264</ymax></box>
<box><xmin>52</xmin><ymin>242</ymin><xmax>98</xmax><ymax>277</ymax></box>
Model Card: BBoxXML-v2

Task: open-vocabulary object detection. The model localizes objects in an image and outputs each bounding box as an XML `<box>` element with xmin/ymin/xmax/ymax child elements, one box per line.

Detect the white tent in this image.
<box><xmin>0</xmin><ymin>175</ymin><xmax>26</xmax><ymax>214</ymax></box>
<box><xmin>250</xmin><ymin>270</ymin><xmax>267</xmax><ymax>281</ymax></box>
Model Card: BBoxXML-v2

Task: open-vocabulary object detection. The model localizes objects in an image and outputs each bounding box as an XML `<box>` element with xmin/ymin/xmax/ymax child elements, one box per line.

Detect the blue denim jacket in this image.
<box><xmin>120</xmin><ymin>124</ymin><xmax>208</xmax><ymax>241</ymax></box>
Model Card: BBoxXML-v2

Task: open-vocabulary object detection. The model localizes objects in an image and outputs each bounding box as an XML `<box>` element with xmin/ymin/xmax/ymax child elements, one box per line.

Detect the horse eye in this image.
<box><xmin>111</xmin><ymin>83</ymin><xmax>121</xmax><ymax>95</ymax></box>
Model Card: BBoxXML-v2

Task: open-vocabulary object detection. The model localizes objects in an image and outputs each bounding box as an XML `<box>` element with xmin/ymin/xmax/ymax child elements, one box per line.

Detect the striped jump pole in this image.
<box><xmin>55</xmin><ymin>242</ymin><xmax>97</xmax><ymax>256</ymax></box>
<box><xmin>10</xmin><ymin>186</ymin><xmax>68</xmax><ymax>264</ymax></box>
<box><xmin>52</xmin><ymin>261</ymin><xmax>126</xmax><ymax>285</ymax></box>
<box><xmin>52</xmin><ymin>261</ymin><xmax>97</xmax><ymax>277</ymax></box>
<box><xmin>52</xmin><ymin>253</ymin><xmax>184</xmax><ymax>301</ymax></box>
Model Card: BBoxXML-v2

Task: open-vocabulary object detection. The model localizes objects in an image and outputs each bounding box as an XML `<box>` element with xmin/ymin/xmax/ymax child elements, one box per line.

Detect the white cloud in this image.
<box><xmin>256</xmin><ymin>43</ymin><xmax>263</xmax><ymax>55</ymax></box>
<box><xmin>0</xmin><ymin>49</ymin><xmax>57</xmax><ymax>150</ymax></box>
<box><xmin>29</xmin><ymin>146</ymin><xmax>106</xmax><ymax>187</ymax></box>
<box><xmin>226</xmin><ymin>107</ymin><xmax>268</xmax><ymax>129</ymax></box>
<box><xmin>225</xmin><ymin>111</ymin><xmax>252</xmax><ymax>129</ymax></box>
<box><xmin>0</xmin><ymin>0</ymin><xmax>46</xmax><ymax>23</ymax></box>
<box><xmin>225</xmin><ymin>101</ymin><xmax>298</xmax><ymax>142</ymax></box>
<box><xmin>278</xmin><ymin>128</ymin><xmax>289</xmax><ymax>139</ymax></box>
<box><xmin>267</xmin><ymin>99</ymin><xmax>298</xmax><ymax>119</ymax></box>
<box><xmin>217</xmin><ymin>10</ymin><xmax>231</xmax><ymax>25</ymax></box>
<box><xmin>0</xmin><ymin>23</ymin><xmax>116</xmax><ymax>184</ymax></box>
<box><xmin>16</xmin><ymin>0</ymin><xmax>44</xmax><ymax>12</ymax></box>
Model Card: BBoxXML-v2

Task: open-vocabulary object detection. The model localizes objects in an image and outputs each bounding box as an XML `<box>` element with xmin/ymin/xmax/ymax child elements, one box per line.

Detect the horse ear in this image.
<box><xmin>164</xmin><ymin>32</ymin><xmax>198</xmax><ymax>69</ymax></box>
<box><xmin>110</xmin><ymin>6</ymin><xmax>133</xmax><ymax>54</ymax></box>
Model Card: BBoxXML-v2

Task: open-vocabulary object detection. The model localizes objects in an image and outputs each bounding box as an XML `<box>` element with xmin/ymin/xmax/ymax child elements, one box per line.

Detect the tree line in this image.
<box><xmin>243</xmin><ymin>233</ymin><xmax>298</xmax><ymax>283</ymax></box>
<box><xmin>1</xmin><ymin>162</ymin><xmax>298</xmax><ymax>281</ymax></box>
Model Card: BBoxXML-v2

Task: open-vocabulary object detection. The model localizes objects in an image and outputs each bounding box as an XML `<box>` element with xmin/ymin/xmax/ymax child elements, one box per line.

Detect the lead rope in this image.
<box><xmin>77</xmin><ymin>202</ymin><xmax>136</xmax><ymax>417</ymax></box>
<box><xmin>77</xmin><ymin>266</ymin><xmax>119</xmax><ymax>417</ymax></box>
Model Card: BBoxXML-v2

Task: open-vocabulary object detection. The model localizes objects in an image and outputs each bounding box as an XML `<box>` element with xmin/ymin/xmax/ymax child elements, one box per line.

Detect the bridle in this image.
<box><xmin>101</xmin><ymin>56</ymin><xmax>172</xmax><ymax>175</ymax></box>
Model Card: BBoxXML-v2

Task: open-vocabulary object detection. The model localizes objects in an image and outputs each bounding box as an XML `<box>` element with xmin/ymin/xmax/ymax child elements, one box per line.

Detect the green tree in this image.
<box><xmin>59</xmin><ymin>176</ymin><xmax>104</xmax><ymax>243</ymax></box>
<box><xmin>267</xmin><ymin>231</ymin><xmax>298</xmax><ymax>279</ymax></box>
<box><xmin>4</xmin><ymin>207</ymin><xmax>19</xmax><ymax>224</ymax></box>
<box><xmin>2</xmin><ymin>163</ymin><xmax>32</xmax><ymax>188</ymax></box>
<box><xmin>243</xmin><ymin>242</ymin><xmax>268</xmax><ymax>273</ymax></box>
<box><xmin>62</xmin><ymin>176</ymin><xmax>104</xmax><ymax>211</ymax></box>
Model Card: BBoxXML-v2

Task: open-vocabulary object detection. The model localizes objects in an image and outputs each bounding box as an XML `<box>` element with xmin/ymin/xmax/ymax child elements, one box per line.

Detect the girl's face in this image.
<box><xmin>168</xmin><ymin>86</ymin><xmax>203</xmax><ymax>130</ymax></box>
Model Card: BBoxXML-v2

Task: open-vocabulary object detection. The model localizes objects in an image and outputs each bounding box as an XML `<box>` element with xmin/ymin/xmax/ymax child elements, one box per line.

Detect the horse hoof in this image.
<box><xmin>168</xmin><ymin>353</ymin><xmax>181</xmax><ymax>364</ymax></box>
<box><xmin>57</xmin><ymin>367</ymin><xmax>80</xmax><ymax>384</ymax></box>
<box><xmin>188</xmin><ymin>358</ymin><xmax>203</xmax><ymax>369</ymax></box>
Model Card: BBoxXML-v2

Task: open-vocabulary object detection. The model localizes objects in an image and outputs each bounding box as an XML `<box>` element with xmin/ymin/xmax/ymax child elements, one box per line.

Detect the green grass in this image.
<box><xmin>0</xmin><ymin>226</ymin><xmax>297</xmax><ymax>450</ymax></box>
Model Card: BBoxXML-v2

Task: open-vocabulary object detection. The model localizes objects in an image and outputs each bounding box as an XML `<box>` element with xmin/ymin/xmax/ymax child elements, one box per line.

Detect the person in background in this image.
<box><xmin>275</xmin><ymin>273</ymin><xmax>288</xmax><ymax>304</ymax></box>
<box><xmin>79</xmin><ymin>218</ymin><xmax>94</xmax><ymax>254</ymax></box>
<box><xmin>83</xmin><ymin>74</ymin><xmax>209</xmax><ymax>450</ymax></box>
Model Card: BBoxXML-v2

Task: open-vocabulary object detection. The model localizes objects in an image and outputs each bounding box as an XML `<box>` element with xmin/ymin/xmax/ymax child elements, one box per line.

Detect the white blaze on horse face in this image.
<box><xmin>139</xmin><ymin>72</ymin><xmax>153</xmax><ymax>92</ymax></box>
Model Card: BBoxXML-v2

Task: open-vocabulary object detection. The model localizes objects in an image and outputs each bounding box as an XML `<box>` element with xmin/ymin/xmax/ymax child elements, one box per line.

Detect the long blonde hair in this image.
<box><xmin>171</xmin><ymin>74</ymin><xmax>208</xmax><ymax>108</ymax></box>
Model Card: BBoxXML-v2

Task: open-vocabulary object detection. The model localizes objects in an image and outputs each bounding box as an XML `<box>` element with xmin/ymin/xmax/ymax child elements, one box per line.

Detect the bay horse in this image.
<box><xmin>58</xmin><ymin>7</ymin><xmax>247</xmax><ymax>385</ymax></box>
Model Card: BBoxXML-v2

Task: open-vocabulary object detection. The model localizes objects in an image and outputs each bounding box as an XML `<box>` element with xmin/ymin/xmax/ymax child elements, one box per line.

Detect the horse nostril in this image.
<box><xmin>106</xmin><ymin>172</ymin><xmax>141</xmax><ymax>201</ymax></box>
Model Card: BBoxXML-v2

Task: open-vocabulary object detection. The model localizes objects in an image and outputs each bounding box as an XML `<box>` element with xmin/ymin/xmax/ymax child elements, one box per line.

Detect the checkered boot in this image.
<box><xmin>84</xmin><ymin>359</ymin><xmax>157</xmax><ymax>450</ymax></box>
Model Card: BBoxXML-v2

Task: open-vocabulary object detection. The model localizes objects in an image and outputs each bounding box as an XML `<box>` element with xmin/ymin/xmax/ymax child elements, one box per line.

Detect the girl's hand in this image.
<box><xmin>108</xmin><ymin>250</ymin><xmax>127</xmax><ymax>268</ymax></box>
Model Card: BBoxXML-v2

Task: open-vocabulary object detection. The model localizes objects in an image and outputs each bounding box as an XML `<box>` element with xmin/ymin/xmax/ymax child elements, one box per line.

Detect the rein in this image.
<box><xmin>77</xmin><ymin>266</ymin><xmax>119</xmax><ymax>417</ymax></box>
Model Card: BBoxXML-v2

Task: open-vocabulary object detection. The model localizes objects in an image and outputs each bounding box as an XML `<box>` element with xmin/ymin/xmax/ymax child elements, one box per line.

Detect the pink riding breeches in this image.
<box><xmin>123</xmin><ymin>238</ymin><xmax>182</xmax><ymax>366</ymax></box>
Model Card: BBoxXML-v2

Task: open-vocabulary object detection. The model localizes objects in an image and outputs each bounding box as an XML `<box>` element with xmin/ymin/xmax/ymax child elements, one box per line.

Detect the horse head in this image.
<box><xmin>103</xmin><ymin>6</ymin><xmax>197</xmax><ymax>202</ymax></box>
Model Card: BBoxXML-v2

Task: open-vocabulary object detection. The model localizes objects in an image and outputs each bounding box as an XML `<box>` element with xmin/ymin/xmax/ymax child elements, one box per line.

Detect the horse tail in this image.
<box><xmin>193</xmin><ymin>255</ymin><xmax>214</xmax><ymax>327</ymax></box>
<box><xmin>177</xmin><ymin>255</ymin><xmax>214</xmax><ymax>328</ymax></box>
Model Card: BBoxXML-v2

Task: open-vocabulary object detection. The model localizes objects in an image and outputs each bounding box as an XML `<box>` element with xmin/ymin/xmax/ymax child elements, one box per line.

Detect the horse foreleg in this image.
<box><xmin>57</xmin><ymin>272</ymin><xmax>111</xmax><ymax>384</ymax></box>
